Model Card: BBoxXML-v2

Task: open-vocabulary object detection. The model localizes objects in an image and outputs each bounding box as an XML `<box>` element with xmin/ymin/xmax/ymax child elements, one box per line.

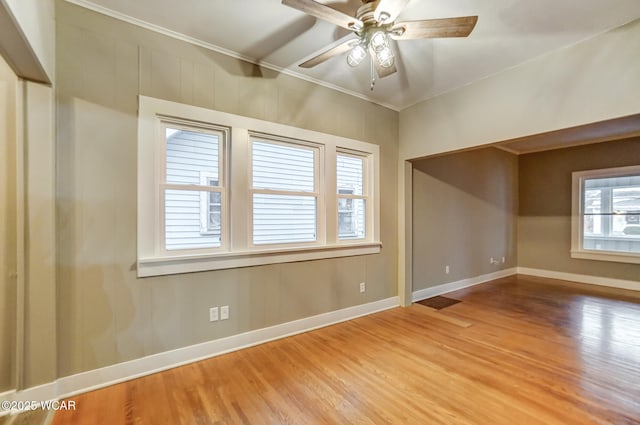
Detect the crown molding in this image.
<box><xmin>63</xmin><ymin>0</ymin><xmax>400</xmax><ymax>111</ymax></box>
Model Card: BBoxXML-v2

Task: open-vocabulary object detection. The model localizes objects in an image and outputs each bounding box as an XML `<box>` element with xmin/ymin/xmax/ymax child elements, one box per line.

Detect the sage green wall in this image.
<box><xmin>519</xmin><ymin>138</ymin><xmax>640</xmax><ymax>283</ymax></box>
<box><xmin>0</xmin><ymin>54</ymin><xmax>17</xmax><ymax>392</ymax></box>
<box><xmin>412</xmin><ymin>148</ymin><xmax>518</xmax><ymax>291</ymax></box>
<box><xmin>55</xmin><ymin>1</ymin><xmax>398</xmax><ymax>377</ymax></box>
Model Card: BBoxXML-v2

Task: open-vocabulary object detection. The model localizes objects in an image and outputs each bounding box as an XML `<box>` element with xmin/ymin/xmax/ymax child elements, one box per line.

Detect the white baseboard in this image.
<box><xmin>0</xmin><ymin>296</ymin><xmax>398</xmax><ymax>412</ymax></box>
<box><xmin>412</xmin><ymin>268</ymin><xmax>517</xmax><ymax>302</ymax></box>
<box><xmin>517</xmin><ymin>267</ymin><xmax>639</xmax><ymax>291</ymax></box>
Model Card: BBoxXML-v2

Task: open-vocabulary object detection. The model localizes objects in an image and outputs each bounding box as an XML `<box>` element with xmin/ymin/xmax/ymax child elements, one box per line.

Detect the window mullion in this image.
<box><xmin>163</xmin><ymin>183</ymin><xmax>222</xmax><ymax>192</ymax></box>
<box><xmin>252</xmin><ymin>188</ymin><xmax>318</xmax><ymax>197</ymax></box>
<box><xmin>602</xmin><ymin>188</ymin><xmax>613</xmax><ymax>236</ymax></box>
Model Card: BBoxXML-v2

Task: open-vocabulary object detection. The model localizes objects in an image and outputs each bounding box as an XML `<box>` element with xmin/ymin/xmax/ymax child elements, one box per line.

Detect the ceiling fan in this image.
<box><xmin>282</xmin><ymin>0</ymin><xmax>478</xmax><ymax>89</ymax></box>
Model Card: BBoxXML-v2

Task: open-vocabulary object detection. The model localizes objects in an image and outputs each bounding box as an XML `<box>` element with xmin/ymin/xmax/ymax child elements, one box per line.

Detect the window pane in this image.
<box><xmin>337</xmin><ymin>155</ymin><xmax>363</xmax><ymax>195</ymax></box>
<box><xmin>582</xmin><ymin>176</ymin><xmax>640</xmax><ymax>254</ymax></box>
<box><xmin>613</xmin><ymin>187</ymin><xmax>640</xmax><ymax>236</ymax></box>
<box><xmin>253</xmin><ymin>194</ymin><xmax>316</xmax><ymax>244</ymax></box>
<box><xmin>205</xmin><ymin>191</ymin><xmax>221</xmax><ymax>233</ymax></box>
<box><xmin>338</xmin><ymin>198</ymin><xmax>365</xmax><ymax>240</ymax></box>
<box><xmin>337</xmin><ymin>154</ymin><xmax>365</xmax><ymax>240</ymax></box>
<box><xmin>583</xmin><ymin>189</ymin><xmax>602</xmax><ymax>235</ymax></box>
<box><xmin>165</xmin><ymin>189</ymin><xmax>221</xmax><ymax>250</ymax></box>
<box><xmin>166</xmin><ymin>128</ymin><xmax>219</xmax><ymax>185</ymax></box>
<box><xmin>252</xmin><ymin>140</ymin><xmax>315</xmax><ymax>192</ymax></box>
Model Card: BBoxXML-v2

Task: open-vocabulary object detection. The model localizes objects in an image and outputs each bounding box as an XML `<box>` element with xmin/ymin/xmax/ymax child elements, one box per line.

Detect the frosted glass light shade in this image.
<box><xmin>370</xmin><ymin>31</ymin><xmax>388</xmax><ymax>52</ymax></box>
<box><xmin>347</xmin><ymin>44</ymin><xmax>367</xmax><ymax>67</ymax></box>
<box><xmin>376</xmin><ymin>47</ymin><xmax>395</xmax><ymax>68</ymax></box>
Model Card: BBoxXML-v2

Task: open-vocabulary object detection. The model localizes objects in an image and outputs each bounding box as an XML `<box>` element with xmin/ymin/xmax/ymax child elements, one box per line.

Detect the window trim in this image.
<box><xmin>138</xmin><ymin>96</ymin><xmax>381</xmax><ymax>277</ymax></box>
<box><xmin>571</xmin><ymin>165</ymin><xmax>640</xmax><ymax>264</ymax></box>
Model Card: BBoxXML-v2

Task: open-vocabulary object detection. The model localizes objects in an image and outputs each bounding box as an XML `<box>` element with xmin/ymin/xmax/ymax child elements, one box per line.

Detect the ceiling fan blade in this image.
<box><xmin>369</xmin><ymin>45</ymin><xmax>397</xmax><ymax>79</ymax></box>
<box><xmin>390</xmin><ymin>16</ymin><xmax>478</xmax><ymax>40</ymax></box>
<box><xmin>282</xmin><ymin>0</ymin><xmax>363</xmax><ymax>30</ymax></box>
<box><xmin>299</xmin><ymin>38</ymin><xmax>358</xmax><ymax>68</ymax></box>
<box><xmin>374</xmin><ymin>0</ymin><xmax>410</xmax><ymax>23</ymax></box>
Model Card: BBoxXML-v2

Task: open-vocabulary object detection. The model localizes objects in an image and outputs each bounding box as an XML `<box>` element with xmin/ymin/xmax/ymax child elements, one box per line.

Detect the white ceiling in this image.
<box><xmin>69</xmin><ymin>0</ymin><xmax>640</xmax><ymax>110</ymax></box>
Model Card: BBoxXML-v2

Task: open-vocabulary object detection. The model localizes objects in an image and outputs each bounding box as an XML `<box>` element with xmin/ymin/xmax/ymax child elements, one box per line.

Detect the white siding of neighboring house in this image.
<box><xmin>252</xmin><ymin>140</ymin><xmax>317</xmax><ymax>245</ymax></box>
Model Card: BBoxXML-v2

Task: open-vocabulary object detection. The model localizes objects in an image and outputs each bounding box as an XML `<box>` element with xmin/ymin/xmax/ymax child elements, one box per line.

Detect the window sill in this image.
<box><xmin>138</xmin><ymin>242</ymin><xmax>383</xmax><ymax>277</ymax></box>
<box><xmin>570</xmin><ymin>249</ymin><xmax>640</xmax><ymax>265</ymax></box>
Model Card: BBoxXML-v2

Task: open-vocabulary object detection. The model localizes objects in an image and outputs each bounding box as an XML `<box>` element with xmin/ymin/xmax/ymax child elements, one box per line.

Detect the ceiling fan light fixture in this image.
<box><xmin>376</xmin><ymin>47</ymin><xmax>395</xmax><ymax>69</ymax></box>
<box><xmin>369</xmin><ymin>31</ymin><xmax>389</xmax><ymax>52</ymax></box>
<box><xmin>347</xmin><ymin>44</ymin><xmax>367</xmax><ymax>67</ymax></box>
<box><xmin>282</xmin><ymin>0</ymin><xmax>479</xmax><ymax>84</ymax></box>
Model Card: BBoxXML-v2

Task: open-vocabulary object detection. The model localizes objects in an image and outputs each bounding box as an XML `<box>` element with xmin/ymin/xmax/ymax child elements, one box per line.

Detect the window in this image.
<box><xmin>572</xmin><ymin>165</ymin><xmax>640</xmax><ymax>264</ymax></box>
<box><xmin>163</xmin><ymin>124</ymin><xmax>226</xmax><ymax>251</ymax></box>
<box><xmin>138</xmin><ymin>96</ymin><xmax>380</xmax><ymax>276</ymax></box>
<box><xmin>337</xmin><ymin>153</ymin><xmax>368</xmax><ymax>240</ymax></box>
<box><xmin>251</xmin><ymin>137</ymin><xmax>320</xmax><ymax>245</ymax></box>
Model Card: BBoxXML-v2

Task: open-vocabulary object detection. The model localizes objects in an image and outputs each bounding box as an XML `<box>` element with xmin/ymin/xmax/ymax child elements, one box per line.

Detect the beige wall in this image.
<box><xmin>0</xmin><ymin>54</ymin><xmax>17</xmax><ymax>392</ymax></box>
<box><xmin>55</xmin><ymin>0</ymin><xmax>398</xmax><ymax>377</ymax></box>
<box><xmin>412</xmin><ymin>148</ymin><xmax>518</xmax><ymax>291</ymax></box>
<box><xmin>23</xmin><ymin>81</ymin><xmax>57</xmax><ymax>388</ymax></box>
<box><xmin>0</xmin><ymin>55</ymin><xmax>57</xmax><ymax>390</ymax></box>
<box><xmin>519</xmin><ymin>138</ymin><xmax>640</xmax><ymax>283</ymax></box>
<box><xmin>399</xmin><ymin>19</ymin><xmax>640</xmax><ymax>161</ymax></box>
<box><xmin>398</xmin><ymin>19</ymin><xmax>640</xmax><ymax>302</ymax></box>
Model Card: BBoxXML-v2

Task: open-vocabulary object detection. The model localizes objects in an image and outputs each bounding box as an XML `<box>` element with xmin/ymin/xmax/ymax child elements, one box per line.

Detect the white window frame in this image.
<box><xmin>571</xmin><ymin>165</ymin><xmax>640</xmax><ymax>264</ymax></box>
<box><xmin>159</xmin><ymin>120</ymin><xmax>228</xmax><ymax>255</ymax></box>
<box><xmin>249</xmin><ymin>134</ymin><xmax>324</xmax><ymax>248</ymax></box>
<box><xmin>138</xmin><ymin>96</ymin><xmax>381</xmax><ymax>277</ymax></box>
<box><xmin>336</xmin><ymin>150</ymin><xmax>371</xmax><ymax>242</ymax></box>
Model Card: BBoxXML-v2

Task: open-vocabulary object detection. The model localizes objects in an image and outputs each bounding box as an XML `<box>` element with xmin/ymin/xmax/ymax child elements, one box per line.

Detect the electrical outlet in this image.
<box><xmin>359</xmin><ymin>282</ymin><xmax>366</xmax><ymax>293</ymax></box>
<box><xmin>220</xmin><ymin>305</ymin><xmax>229</xmax><ymax>320</ymax></box>
<box><xmin>489</xmin><ymin>257</ymin><xmax>494</xmax><ymax>264</ymax></box>
<box><xmin>501</xmin><ymin>256</ymin><xmax>506</xmax><ymax>264</ymax></box>
<box><xmin>445</xmin><ymin>265</ymin><xmax>450</xmax><ymax>274</ymax></box>
<box><xmin>209</xmin><ymin>307</ymin><xmax>219</xmax><ymax>322</ymax></box>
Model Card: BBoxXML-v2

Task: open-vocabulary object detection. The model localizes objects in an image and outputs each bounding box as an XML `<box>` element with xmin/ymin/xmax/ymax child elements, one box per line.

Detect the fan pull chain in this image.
<box><xmin>370</xmin><ymin>55</ymin><xmax>376</xmax><ymax>91</ymax></box>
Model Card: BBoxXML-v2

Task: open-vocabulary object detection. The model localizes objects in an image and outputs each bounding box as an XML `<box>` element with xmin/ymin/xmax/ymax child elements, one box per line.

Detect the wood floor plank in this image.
<box><xmin>52</xmin><ymin>275</ymin><xmax>640</xmax><ymax>424</ymax></box>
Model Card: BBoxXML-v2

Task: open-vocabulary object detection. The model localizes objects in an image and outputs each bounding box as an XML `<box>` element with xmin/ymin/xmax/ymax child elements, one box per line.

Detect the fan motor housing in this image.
<box><xmin>356</xmin><ymin>1</ymin><xmax>381</xmax><ymax>25</ymax></box>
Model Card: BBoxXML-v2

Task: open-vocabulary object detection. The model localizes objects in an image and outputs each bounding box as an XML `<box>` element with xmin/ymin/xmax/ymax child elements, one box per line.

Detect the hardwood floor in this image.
<box><xmin>52</xmin><ymin>275</ymin><xmax>640</xmax><ymax>424</ymax></box>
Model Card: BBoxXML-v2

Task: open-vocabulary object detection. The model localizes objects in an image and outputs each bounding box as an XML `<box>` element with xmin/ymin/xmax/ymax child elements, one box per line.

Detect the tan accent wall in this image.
<box><xmin>518</xmin><ymin>138</ymin><xmax>640</xmax><ymax>281</ymax></box>
<box><xmin>412</xmin><ymin>148</ymin><xmax>518</xmax><ymax>291</ymax></box>
<box><xmin>0</xmin><ymin>54</ymin><xmax>17</xmax><ymax>392</ymax></box>
<box><xmin>55</xmin><ymin>0</ymin><xmax>398</xmax><ymax>377</ymax></box>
